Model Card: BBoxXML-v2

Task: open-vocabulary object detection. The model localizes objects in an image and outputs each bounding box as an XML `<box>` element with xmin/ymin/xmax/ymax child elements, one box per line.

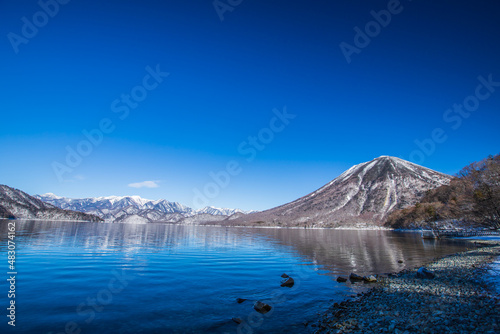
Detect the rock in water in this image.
<box><xmin>254</xmin><ymin>301</ymin><xmax>272</xmax><ymax>314</ymax></box>
<box><xmin>337</xmin><ymin>276</ymin><xmax>348</xmax><ymax>282</ymax></box>
<box><xmin>363</xmin><ymin>275</ymin><xmax>377</xmax><ymax>282</ymax></box>
<box><xmin>281</xmin><ymin>273</ymin><xmax>289</xmax><ymax>278</ymax></box>
<box><xmin>281</xmin><ymin>276</ymin><xmax>295</xmax><ymax>287</ymax></box>
<box><xmin>236</xmin><ymin>298</ymin><xmax>247</xmax><ymax>304</ymax></box>
<box><xmin>349</xmin><ymin>273</ymin><xmax>364</xmax><ymax>281</ymax></box>
<box><xmin>232</xmin><ymin>317</ymin><xmax>243</xmax><ymax>324</ymax></box>
<box><xmin>416</xmin><ymin>267</ymin><xmax>435</xmax><ymax>279</ymax></box>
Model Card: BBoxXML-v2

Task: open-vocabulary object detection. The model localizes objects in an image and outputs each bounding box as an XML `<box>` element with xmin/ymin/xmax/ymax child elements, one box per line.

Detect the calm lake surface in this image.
<box><xmin>0</xmin><ymin>220</ymin><xmax>473</xmax><ymax>334</ymax></box>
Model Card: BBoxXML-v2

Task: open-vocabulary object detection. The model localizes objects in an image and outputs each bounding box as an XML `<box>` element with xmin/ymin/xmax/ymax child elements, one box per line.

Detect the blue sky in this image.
<box><xmin>1</xmin><ymin>0</ymin><xmax>499</xmax><ymax>211</ymax></box>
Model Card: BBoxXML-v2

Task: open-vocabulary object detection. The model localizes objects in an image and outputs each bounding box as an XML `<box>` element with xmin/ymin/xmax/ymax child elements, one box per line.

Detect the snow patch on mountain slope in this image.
<box><xmin>192</xmin><ymin>206</ymin><xmax>250</xmax><ymax>216</ymax></box>
<box><xmin>118</xmin><ymin>214</ymin><xmax>149</xmax><ymax>224</ymax></box>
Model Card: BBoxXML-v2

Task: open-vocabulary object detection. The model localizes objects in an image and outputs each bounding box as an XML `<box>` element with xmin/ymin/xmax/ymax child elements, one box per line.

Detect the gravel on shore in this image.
<box><xmin>314</xmin><ymin>240</ymin><xmax>500</xmax><ymax>334</ymax></box>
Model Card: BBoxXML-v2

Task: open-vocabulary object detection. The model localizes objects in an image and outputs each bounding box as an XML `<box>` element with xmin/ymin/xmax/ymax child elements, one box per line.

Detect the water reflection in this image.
<box><xmin>0</xmin><ymin>220</ymin><xmax>474</xmax><ymax>334</ymax></box>
<box><xmin>249</xmin><ymin>228</ymin><xmax>471</xmax><ymax>276</ymax></box>
<box><xmin>0</xmin><ymin>220</ymin><xmax>471</xmax><ymax>277</ymax></box>
<box><xmin>1</xmin><ymin>221</ymin><xmax>250</xmax><ymax>252</ymax></box>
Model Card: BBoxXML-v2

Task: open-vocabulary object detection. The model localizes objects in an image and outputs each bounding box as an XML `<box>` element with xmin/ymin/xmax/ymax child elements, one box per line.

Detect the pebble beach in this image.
<box><xmin>314</xmin><ymin>240</ymin><xmax>500</xmax><ymax>334</ymax></box>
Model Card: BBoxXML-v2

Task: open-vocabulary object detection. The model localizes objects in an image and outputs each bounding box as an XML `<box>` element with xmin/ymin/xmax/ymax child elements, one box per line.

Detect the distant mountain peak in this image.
<box><xmin>91</xmin><ymin>195</ymin><xmax>153</xmax><ymax>205</ymax></box>
<box><xmin>375</xmin><ymin>155</ymin><xmax>395</xmax><ymax>160</ymax></box>
<box><xmin>42</xmin><ymin>192</ymin><xmax>62</xmax><ymax>199</ymax></box>
<box><xmin>193</xmin><ymin>206</ymin><xmax>251</xmax><ymax>216</ymax></box>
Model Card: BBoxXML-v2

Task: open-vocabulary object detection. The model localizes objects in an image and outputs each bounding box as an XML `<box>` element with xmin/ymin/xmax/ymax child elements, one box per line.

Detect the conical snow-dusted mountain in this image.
<box><xmin>231</xmin><ymin>156</ymin><xmax>452</xmax><ymax>228</ymax></box>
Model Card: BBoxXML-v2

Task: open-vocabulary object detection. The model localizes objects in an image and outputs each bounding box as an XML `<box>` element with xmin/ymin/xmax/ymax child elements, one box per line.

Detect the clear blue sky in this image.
<box><xmin>1</xmin><ymin>0</ymin><xmax>499</xmax><ymax>211</ymax></box>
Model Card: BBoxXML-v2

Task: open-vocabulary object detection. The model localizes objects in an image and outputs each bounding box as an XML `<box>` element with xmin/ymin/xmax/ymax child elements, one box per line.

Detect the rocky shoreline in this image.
<box><xmin>314</xmin><ymin>240</ymin><xmax>500</xmax><ymax>334</ymax></box>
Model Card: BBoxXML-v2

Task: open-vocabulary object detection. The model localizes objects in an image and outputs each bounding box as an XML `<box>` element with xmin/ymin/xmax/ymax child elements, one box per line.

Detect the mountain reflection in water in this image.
<box><xmin>0</xmin><ymin>220</ymin><xmax>471</xmax><ymax>334</ymax></box>
<box><xmin>10</xmin><ymin>221</ymin><xmax>469</xmax><ymax>276</ymax></box>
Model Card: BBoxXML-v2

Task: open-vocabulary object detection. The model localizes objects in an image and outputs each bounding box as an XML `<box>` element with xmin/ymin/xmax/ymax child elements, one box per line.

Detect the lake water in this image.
<box><xmin>0</xmin><ymin>220</ymin><xmax>472</xmax><ymax>334</ymax></box>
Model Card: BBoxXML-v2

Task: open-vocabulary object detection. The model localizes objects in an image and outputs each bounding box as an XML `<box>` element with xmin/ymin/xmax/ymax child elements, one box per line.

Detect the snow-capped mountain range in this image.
<box><xmin>230</xmin><ymin>156</ymin><xmax>452</xmax><ymax>228</ymax></box>
<box><xmin>35</xmin><ymin>193</ymin><xmax>254</xmax><ymax>223</ymax></box>
<box><xmin>0</xmin><ymin>185</ymin><xmax>102</xmax><ymax>222</ymax></box>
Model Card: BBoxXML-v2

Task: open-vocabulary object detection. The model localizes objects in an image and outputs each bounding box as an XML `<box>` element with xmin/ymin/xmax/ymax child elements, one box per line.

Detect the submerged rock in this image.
<box><xmin>349</xmin><ymin>273</ymin><xmax>364</xmax><ymax>281</ymax></box>
<box><xmin>236</xmin><ymin>298</ymin><xmax>247</xmax><ymax>304</ymax></box>
<box><xmin>254</xmin><ymin>301</ymin><xmax>272</xmax><ymax>314</ymax></box>
<box><xmin>281</xmin><ymin>273</ymin><xmax>289</xmax><ymax>278</ymax></box>
<box><xmin>337</xmin><ymin>276</ymin><xmax>348</xmax><ymax>282</ymax></box>
<box><xmin>363</xmin><ymin>275</ymin><xmax>377</xmax><ymax>282</ymax></box>
<box><xmin>281</xmin><ymin>276</ymin><xmax>295</xmax><ymax>287</ymax></box>
<box><xmin>416</xmin><ymin>267</ymin><xmax>435</xmax><ymax>279</ymax></box>
<box><xmin>232</xmin><ymin>317</ymin><xmax>243</xmax><ymax>324</ymax></box>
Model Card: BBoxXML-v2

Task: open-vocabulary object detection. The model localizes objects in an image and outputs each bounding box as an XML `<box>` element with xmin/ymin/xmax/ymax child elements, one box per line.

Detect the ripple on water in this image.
<box><xmin>0</xmin><ymin>221</ymin><xmax>473</xmax><ymax>334</ymax></box>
